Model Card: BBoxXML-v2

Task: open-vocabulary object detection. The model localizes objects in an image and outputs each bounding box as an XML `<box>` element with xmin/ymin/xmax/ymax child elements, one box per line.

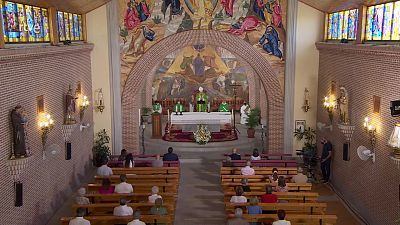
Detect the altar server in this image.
<box><xmin>240</xmin><ymin>102</ymin><xmax>250</xmax><ymax>124</ymax></box>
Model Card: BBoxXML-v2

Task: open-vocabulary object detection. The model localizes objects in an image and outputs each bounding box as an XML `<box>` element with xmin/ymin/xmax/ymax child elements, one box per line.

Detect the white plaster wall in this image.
<box><xmin>293</xmin><ymin>2</ymin><xmax>324</xmax><ymax>153</ymax></box>
<box><xmin>86</xmin><ymin>5</ymin><xmax>113</xmax><ymax>152</ymax></box>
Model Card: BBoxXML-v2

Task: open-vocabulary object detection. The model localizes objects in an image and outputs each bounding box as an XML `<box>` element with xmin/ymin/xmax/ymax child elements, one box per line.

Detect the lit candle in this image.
<box><xmin>49</xmin><ymin>119</ymin><xmax>54</xmax><ymax>125</ymax></box>
<box><xmin>46</xmin><ymin>114</ymin><xmax>51</xmax><ymax>119</ymax></box>
<box><xmin>44</xmin><ymin>122</ymin><xmax>49</xmax><ymax>127</ymax></box>
<box><xmin>139</xmin><ymin>108</ymin><xmax>141</xmax><ymax>125</ymax></box>
<box><xmin>167</xmin><ymin>109</ymin><xmax>170</xmax><ymax>122</ymax></box>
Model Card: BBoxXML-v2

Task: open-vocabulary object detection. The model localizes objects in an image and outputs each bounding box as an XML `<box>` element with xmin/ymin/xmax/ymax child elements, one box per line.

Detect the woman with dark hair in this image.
<box><xmin>230</xmin><ymin>186</ymin><xmax>247</xmax><ymax>203</ymax></box>
<box><xmin>276</xmin><ymin>176</ymin><xmax>288</xmax><ymax>192</ymax></box>
<box><xmin>99</xmin><ymin>178</ymin><xmax>114</xmax><ymax>194</ymax></box>
<box><xmin>269</xmin><ymin>168</ymin><xmax>279</xmax><ymax>184</ymax></box>
<box><xmin>118</xmin><ymin>149</ymin><xmax>128</xmax><ymax>161</ymax></box>
<box><xmin>124</xmin><ymin>153</ymin><xmax>135</xmax><ymax>168</ymax></box>
<box><xmin>251</xmin><ymin>148</ymin><xmax>261</xmax><ymax>160</ymax></box>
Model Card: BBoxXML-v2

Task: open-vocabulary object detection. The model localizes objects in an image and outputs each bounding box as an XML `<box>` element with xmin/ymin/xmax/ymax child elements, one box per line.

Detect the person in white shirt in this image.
<box><xmin>148</xmin><ymin>186</ymin><xmax>162</xmax><ymax>203</ymax></box>
<box><xmin>292</xmin><ymin>167</ymin><xmax>308</xmax><ymax>183</ymax></box>
<box><xmin>127</xmin><ymin>211</ymin><xmax>146</xmax><ymax>225</ymax></box>
<box><xmin>250</xmin><ymin>148</ymin><xmax>261</xmax><ymax>161</ymax></box>
<box><xmin>113</xmin><ymin>198</ymin><xmax>133</xmax><ymax>216</ymax></box>
<box><xmin>272</xmin><ymin>210</ymin><xmax>291</xmax><ymax>225</ymax></box>
<box><xmin>96</xmin><ymin>159</ymin><xmax>113</xmax><ymax>177</ymax></box>
<box><xmin>230</xmin><ymin>186</ymin><xmax>247</xmax><ymax>203</ymax></box>
<box><xmin>241</xmin><ymin>161</ymin><xmax>255</xmax><ymax>176</ymax></box>
<box><xmin>75</xmin><ymin>187</ymin><xmax>90</xmax><ymax>205</ymax></box>
<box><xmin>69</xmin><ymin>208</ymin><xmax>90</xmax><ymax>225</ymax></box>
<box><xmin>114</xmin><ymin>174</ymin><xmax>134</xmax><ymax>194</ymax></box>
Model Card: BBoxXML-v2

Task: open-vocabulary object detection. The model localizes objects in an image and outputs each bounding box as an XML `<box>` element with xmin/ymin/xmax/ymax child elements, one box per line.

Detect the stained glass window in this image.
<box><xmin>366</xmin><ymin>1</ymin><xmax>400</xmax><ymax>41</ymax></box>
<box><xmin>326</xmin><ymin>9</ymin><xmax>359</xmax><ymax>40</ymax></box>
<box><xmin>1</xmin><ymin>1</ymin><xmax>49</xmax><ymax>43</ymax></box>
<box><xmin>57</xmin><ymin>11</ymin><xmax>83</xmax><ymax>41</ymax></box>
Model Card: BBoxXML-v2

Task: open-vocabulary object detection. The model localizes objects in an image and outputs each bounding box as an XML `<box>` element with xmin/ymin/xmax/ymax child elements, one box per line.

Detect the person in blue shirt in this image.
<box><xmin>247</xmin><ymin>197</ymin><xmax>263</xmax><ymax>225</ymax></box>
<box><xmin>162</xmin><ymin>147</ymin><xmax>179</xmax><ymax>161</ymax></box>
<box><xmin>320</xmin><ymin>137</ymin><xmax>333</xmax><ymax>183</ymax></box>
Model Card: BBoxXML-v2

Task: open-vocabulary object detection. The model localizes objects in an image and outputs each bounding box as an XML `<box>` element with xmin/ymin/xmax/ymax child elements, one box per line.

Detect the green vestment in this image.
<box><xmin>218</xmin><ymin>103</ymin><xmax>230</xmax><ymax>112</ymax></box>
<box><xmin>196</xmin><ymin>92</ymin><xmax>208</xmax><ymax>112</ymax></box>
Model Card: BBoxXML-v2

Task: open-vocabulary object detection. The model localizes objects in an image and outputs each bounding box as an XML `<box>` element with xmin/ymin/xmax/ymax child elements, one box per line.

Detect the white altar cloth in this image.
<box><xmin>170</xmin><ymin>112</ymin><xmax>232</xmax><ymax>125</ymax></box>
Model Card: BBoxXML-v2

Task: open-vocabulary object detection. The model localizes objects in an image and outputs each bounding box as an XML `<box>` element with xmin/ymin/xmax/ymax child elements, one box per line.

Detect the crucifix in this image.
<box><xmin>230</xmin><ymin>80</ymin><xmax>241</xmax><ymax>131</ymax></box>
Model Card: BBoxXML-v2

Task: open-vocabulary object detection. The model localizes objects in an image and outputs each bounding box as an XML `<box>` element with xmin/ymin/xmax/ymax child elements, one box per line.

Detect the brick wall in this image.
<box><xmin>316</xmin><ymin>42</ymin><xmax>400</xmax><ymax>225</ymax></box>
<box><xmin>0</xmin><ymin>44</ymin><xmax>94</xmax><ymax>225</ymax></box>
<box><xmin>122</xmin><ymin>30</ymin><xmax>285</xmax><ymax>153</ymax></box>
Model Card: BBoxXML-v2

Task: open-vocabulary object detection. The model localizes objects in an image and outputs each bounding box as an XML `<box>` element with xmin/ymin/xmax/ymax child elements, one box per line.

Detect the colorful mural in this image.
<box><xmin>152</xmin><ymin>45</ymin><xmax>249</xmax><ymax>103</ymax></box>
<box><xmin>119</xmin><ymin>0</ymin><xmax>287</xmax><ymax>93</ymax></box>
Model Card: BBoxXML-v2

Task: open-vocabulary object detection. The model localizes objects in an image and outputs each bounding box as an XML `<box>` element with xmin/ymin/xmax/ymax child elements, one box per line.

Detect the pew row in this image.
<box><xmin>85</xmin><ymin>193</ymin><xmax>177</xmax><ymax>204</ymax></box>
<box><xmin>221</xmin><ymin>175</ymin><xmax>293</xmax><ymax>183</ymax></box>
<box><xmin>224</xmin><ymin>192</ymin><xmax>319</xmax><ymax>203</ymax></box>
<box><xmin>111</xmin><ymin>167</ymin><xmax>179</xmax><ymax>175</ymax></box>
<box><xmin>108</xmin><ymin>160</ymin><xmax>180</xmax><ymax>168</ymax></box>
<box><xmin>221</xmin><ymin>182</ymin><xmax>312</xmax><ymax>192</ymax></box>
<box><xmin>71</xmin><ymin>203</ymin><xmax>175</xmax><ymax>216</ymax></box>
<box><xmin>61</xmin><ymin>215</ymin><xmax>172</xmax><ymax>225</ymax></box>
<box><xmin>225</xmin><ymin>202</ymin><xmax>327</xmax><ymax>215</ymax></box>
<box><xmin>223</xmin><ymin>153</ymin><xmax>293</xmax><ymax>160</ymax></box>
<box><xmin>241</xmin><ymin>214</ymin><xmax>337</xmax><ymax>225</ymax></box>
<box><xmin>222</xmin><ymin>160</ymin><xmax>297</xmax><ymax>167</ymax></box>
<box><xmin>87</xmin><ymin>183</ymin><xmax>178</xmax><ymax>193</ymax></box>
<box><xmin>94</xmin><ymin>174</ymin><xmax>179</xmax><ymax>184</ymax></box>
<box><xmin>220</xmin><ymin>167</ymin><xmax>298</xmax><ymax>175</ymax></box>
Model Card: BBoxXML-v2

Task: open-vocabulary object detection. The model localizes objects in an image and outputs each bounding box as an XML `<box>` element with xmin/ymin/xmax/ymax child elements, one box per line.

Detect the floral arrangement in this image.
<box><xmin>193</xmin><ymin>124</ymin><xmax>212</xmax><ymax>145</ymax></box>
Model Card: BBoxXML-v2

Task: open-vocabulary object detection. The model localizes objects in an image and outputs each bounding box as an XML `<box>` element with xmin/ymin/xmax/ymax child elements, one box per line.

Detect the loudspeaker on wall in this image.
<box><xmin>343</xmin><ymin>143</ymin><xmax>350</xmax><ymax>161</ymax></box>
<box><xmin>66</xmin><ymin>142</ymin><xmax>72</xmax><ymax>160</ymax></box>
<box><xmin>15</xmin><ymin>182</ymin><xmax>23</xmax><ymax>207</ymax></box>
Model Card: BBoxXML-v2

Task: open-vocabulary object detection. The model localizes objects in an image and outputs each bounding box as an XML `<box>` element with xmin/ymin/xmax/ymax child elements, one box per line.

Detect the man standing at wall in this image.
<box><xmin>320</xmin><ymin>137</ymin><xmax>333</xmax><ymax>184</ymax></box>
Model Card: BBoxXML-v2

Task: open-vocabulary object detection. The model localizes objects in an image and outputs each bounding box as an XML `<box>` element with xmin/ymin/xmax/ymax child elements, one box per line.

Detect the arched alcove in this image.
<box><xmin>122</xmin><ymin>30</ymin><xmax>284</xmax><ymax>152</ymax></box>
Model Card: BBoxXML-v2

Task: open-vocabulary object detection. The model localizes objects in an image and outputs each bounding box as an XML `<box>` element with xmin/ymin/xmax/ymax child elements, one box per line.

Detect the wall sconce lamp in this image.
<box><xmin>95</xmin><ymin>88</ymin><xmax>105</xmax><ymax>113</ymax></box>
<box><xmin>302</xmin><ymin>88</ymin><xmax>310</xmax><ymax>112</ymax></box>
<box><xmin>39</xmin><ymin>113</ymin><xmax>54</xmax><ymax>158</ymax></box>
<box><xmin>323</xmin><ymin>96</ymin><xmax>335</xmax><ymax>123</ymax></box>
<box><xmin>79</xmin><ymin>96</ymin><xmax>90</xmax><ymax>121</ymax></box>
<box><xmin>388</xmin><ymin>124</ymin><xmax>400</xmax><ymax>159</ymax></box>
<box><xmin>363</xmin><ymin>117</ymin><xmax>377</xmax><ymax>149</ymax></box>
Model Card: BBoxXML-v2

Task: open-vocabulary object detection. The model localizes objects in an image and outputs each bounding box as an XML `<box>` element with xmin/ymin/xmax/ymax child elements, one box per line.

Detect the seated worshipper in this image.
<box><xmin>97</xmin><ymin>159</ymin><xmax>113</xmax><ymax>176</ymax></box>
<box><xmin>127</xmin><ymin>211</ymin><xmax>146</xmax><ymax>225</ymax></box>
<box><xmin>229</xmin><ymin>148</ymin><xmax>241</xmax><ymax>160</ymax></box>
<box><xmin>118</xmin><ymin>149</ymin><xmax>128</xmax><ymax>161</ymax></box>
<box><xmin>292</xmin><ymin>167</ymin><xmax>308</xmax><ymax>183</ymax></box>
<box><xmin>148</xmin><ymin>186</ymin><xmax>162</xmax><ymax>203</ymax></box>
<box><xmin>260</xmin><ymin>186</ymin><xmax>278</xmax><ymax>203</ymax></box>
<box><xmin>230</xmin><ymin>186</ymin><xmax>247</xmax><ymax>203</ymax></box>
<box><xmin>69</xmin><ymin>208</ymin><xmax>90</xmax><ymax>225</ymax></box>
<box><xmin>125</xmin><ymin>153</ymin><xmax>135</xmax><ymax>168</ymax></box>
<box><xmin>247</xmin><ymin>197</ymin><xmax>263</xmax><ymax>225</ymax></box>
<box><xmin>269</xmin><ymin>168</ymin><xmax>279</xmax><ymax>183</ymax></box>
<box><xmin>218</xmin><ymin>100</ymin><xmax>230</xmax><ymax>112</ymax></box>
<box><xmin>113</xmin><ymin>198</ymin><xmax>134</xmax><ymax>216</ymax></box>
<box><xmin>163</xmin><ymin>147</ymin><xmax>179</xmax><ymax>161</ymax></box>
<box><xmin>250</xmin><ymin>148</ymin><xmax>261</xmax><ymax>160</ymax></box>
<box><xmin>241</xmin><ymin>161</ymin><xmax>255</xmax><ymax>176</ymax></box>
<box><xmin>115</xmin><ymin>174</ymin><xmax>134</xmax><ymax>194</ymax></box>
<box><xmin>75</xmin><ymin>187</ymin><xmax>90</xmax><ymax>205</ymax></box>
<box><xmin>241</xmin><ymin>178</ymin><xmax>251</xmax><ymax>192</ymax></box>
<box><xmin>99</xmin><ymin>178</ymin><xmax>114</xmax><ymax>194</ymax></box>
<box><xmin>150</xmin><ymin>198</ymin><xmax>168</xmax><ymax>225</ymax></box>
<box><xmin>224</xmin><ymin>156</ymin><xmax>234</xmax><ymax>167</ymax></box>
<box><xmin>227</xmin><ymin>208</ymin><xmax>250</xmax><ymax>225</ymax></box>
<box><xmin>272</xmin><ymin>210</ymin><xmax>291</xmax><ymax>225</ymax></box>
<box><xmin>152</xmin><ymin>154</ymin><xmax>164</xmax><ymax>167</ymax></box>
<box><xmin>174</xmin><ymin>101</ymin><xmax>184</xmax><ymax>115</ymax></box>
<box><xmin>276</xmin><ymin>176</ymin><xmax>288</xmax><ymax>192</ymax></box>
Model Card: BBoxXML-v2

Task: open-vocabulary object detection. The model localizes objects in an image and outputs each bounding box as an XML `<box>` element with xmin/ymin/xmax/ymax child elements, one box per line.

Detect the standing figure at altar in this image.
<box><xmin>152</xmin><ymin>101</ymin><xmax>162</xmax><ymax>114</ymax></box>
<box><xmin>240</xmin><ymin>102</ymin><xmax>250</xmax><ymax>124</ymax></box>
<box><xmin>218</xmin><ymin>101</ymin><xmax>230</xmax><ymax>112</ymax></box>
<box><xmin>174</xmin><ymin>101</ymin><xmax>184</xmax><ymax>115</ymax></box>
<box><xmin>196</xmin><ymin>87</ymin><xmax>208</xmax><ymax>112</ymax></box>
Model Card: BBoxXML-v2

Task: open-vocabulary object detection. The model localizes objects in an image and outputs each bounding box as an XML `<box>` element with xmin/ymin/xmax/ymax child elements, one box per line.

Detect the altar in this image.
<box><xmin>170</xmin><ymin>112</ymin><xmax>232</xmax><ymax>132</ymax></box>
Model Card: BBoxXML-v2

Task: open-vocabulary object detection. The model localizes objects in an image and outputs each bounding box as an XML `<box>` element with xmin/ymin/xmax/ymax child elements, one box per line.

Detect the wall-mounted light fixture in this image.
<box><xmin>323</xmin><ymin>96</ymin><xmax>335</xmax><ymax>123</ymax></box>
<box><xmin>38</xmin><ymin>113</ymin><xmax>54</xmax><ymax>159</ymax></box>
<box><xmin>95</xmin><ymin>88</ymin><xmax>105</xmax><ymax>113</ymax></box>
<box><xmin>363</xmin><ymin>117</ymin><xmax>376</xmax><ymax>150</ymax></box>
<box><xmin>79</xmin><ymin>95</ymin><xmax>90</xmax><ymax>121</ymax></box>
<box><xmin>302</xmin><ymin>88</ymin><xmax>310</xmax><ymax>112</ymax></box>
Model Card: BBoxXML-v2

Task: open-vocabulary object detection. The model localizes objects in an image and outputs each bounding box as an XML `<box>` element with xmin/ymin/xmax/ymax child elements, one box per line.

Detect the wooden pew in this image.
<box><xmin>85</xmin><ymin>193</ymin><xmax>177</xmax><ymax>204</ymax></box>
<box><xmin>94</xmin><ymin>174</ymin><xmax>179</xmax><ymax>184</ymax></box>
<box><xmin>222</xmin><ymin>160</ymin><xmax>297</xmax><ymax>167</ymax></box>
<box><xmin>223</xmin><ymin>192</ymin><xmax>319</xmax><ymax>203</ymax></box>
<box><xmin>225</xmin><ymin>202</ymin><xmax>327</xmax><ymax>215</ymax></box>
<box><xmin>71</xmin><ymin>203</ymin><xmax>175</xmax><ymax>216</ymax></box>
<box><xmin>223</xmin><ymin>153</ymin><xmax>293</xmax><ymax>160</ymax></box>
<box><xmin>221</xmin><ymin>182</ymin><xmax>312</xmax><ymax>192</ymax></box>
<box><xmin>87</xmin><ymin>183</ymin><xmax>178</xmax><ymax>193</ymax></box>
<box><xmin>112</xmin><ymin>167</ymin><xmax>180</xmax><ymax>175</ymax></box>
<box><xmin>108</xmin><ymin>160</ymin><xmax>180</xmax><ymax>168</ymax></box>
<box><xmin>220</xmin><ymin>167</ymin><xmax>298</xmax><ymax>175</ymax></box>
<box><xmin>61</xmin><ymin>215</ymin><xmax>173</xmax><ymax>225</ymax></box>
<box><xmin>241</xmin><ymin>214</ymin><xmax>338</xmax><ymax>225</ymax></box>
<box><xmin>221</xmin><ymin>175</ymin><xmax>293</xmax><ymax>183</ymax></box>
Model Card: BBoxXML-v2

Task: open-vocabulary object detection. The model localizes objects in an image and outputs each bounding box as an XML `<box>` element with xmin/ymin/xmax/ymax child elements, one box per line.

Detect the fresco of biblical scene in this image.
<box><xmin>152</xmin><ymin>45</ymin><xmax>249</xmax><ymax>105</ymax></box>
<box><xmin>119</xmin><ymin>0</ymin><xmax>287</xmax><ymax>93</ymax></box>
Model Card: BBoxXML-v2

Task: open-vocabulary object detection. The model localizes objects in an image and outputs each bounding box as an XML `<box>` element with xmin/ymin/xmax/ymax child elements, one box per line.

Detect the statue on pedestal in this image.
<box><xmin>10</xmin><ymin>105</ymin><xmax>30</xmax><ymax>159</ymax></box>
<box><xmin>174</xmin><ymin>101</ymin><xmax>184</xmax><ymax>115</ymax></box>
<box><xmin>337</xmin><ymin>86</ymin><xmax>349</xmax><ymax>124</ymax></box>
<box><xmin>218</xmin><ymin>101</ymin><xmax>230</xmax><ymax>112</ymax></box>
<box><xmin>65</xmin><ymin>85</ymin><xmax>77</xmax><ymax>125</ymax></box>
<box><xmin>196</xmin><ymin>87</ymin><xmax>208</xmax><ymax>112</ymax></box>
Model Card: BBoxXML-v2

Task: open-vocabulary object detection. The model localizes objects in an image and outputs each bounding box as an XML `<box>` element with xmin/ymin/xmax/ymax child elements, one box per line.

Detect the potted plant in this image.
<box><xmin>245</xmin><ymin>108</ymin><xmax>260</xmax><ymax>138</ymax></box>
<box><xmin>294</xmin><ymin>126</ymin><xmax>317</xmax><ymax>164</ymax></box>
<box><xmin>92</xmin><ymin>129</ymin><xmax>111</xmax><ymax>167</ymax></box>
<box><xmin>141</xmin><ymin>107</ymin><xmax>152</xmax><ymax>124</ymax></box>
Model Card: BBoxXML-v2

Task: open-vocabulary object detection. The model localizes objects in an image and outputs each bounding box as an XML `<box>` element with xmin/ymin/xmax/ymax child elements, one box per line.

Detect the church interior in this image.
<box><xmin>1</xmin><ymin>0</ymin><xmax>400</xmax><ymax>224</ymax></box>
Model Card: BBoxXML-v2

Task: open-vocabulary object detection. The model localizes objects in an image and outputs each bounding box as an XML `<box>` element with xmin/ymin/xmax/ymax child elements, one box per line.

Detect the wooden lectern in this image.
<box><xmin>152</xmin><ymin>113</ymin><xmax>162</xmax><ymax>139</ymax></box>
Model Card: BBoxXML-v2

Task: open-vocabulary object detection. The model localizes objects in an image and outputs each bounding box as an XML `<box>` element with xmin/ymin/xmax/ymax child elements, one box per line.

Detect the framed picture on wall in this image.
<box><xmin>295</xmin><ymin>120</ymin><xmax>306</xmax><ymax>132</ymax></box>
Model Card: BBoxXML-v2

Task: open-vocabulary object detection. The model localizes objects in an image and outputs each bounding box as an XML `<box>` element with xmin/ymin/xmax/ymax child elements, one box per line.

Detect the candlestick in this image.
<box><xmin>167</xmin><ymin>109</ymin><xmax>170</xmax><ymax>123</ymax></box>
<box><xmin>139</xmin><ymin>108</ymin><xmax>141</xmax><ymax>125</ymax></box>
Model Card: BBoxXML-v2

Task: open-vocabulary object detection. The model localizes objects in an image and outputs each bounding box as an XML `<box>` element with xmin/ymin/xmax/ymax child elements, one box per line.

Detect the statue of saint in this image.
<box><xmin>11</xmin><ymin>105</ymin><xmax>30</xmax><ymax>158</ymax></box>
<box><xmin>337</xmin><ymin>86</ymin><xmax>350</xmax><ymax>124</ymax></box>
<box><xmin>152</xmin><ymin>101</ymin><xmax>162</xmax><ymax>114</ymax></box>
<box><xmin>196</xmin><ymin>87</ymin><xmax>209</xmax><ymax>112</ymax></box>
<box><xmin>240</xmin><ymin>102</ymin><xmax>250</xmax><ymax>124</ymax></box>
<box><xmin>218</xmin><ymin>101</ymin><xmax>230</xmax><ymax>112</ymax></box>
<box><xmin>174</xmin><ymin>101</ymin><xmax>184</xmax><ymax>115</ymax></box>
<box><xmin>65</xmin><ymin>85</ymin><xmax>77</xmax><ymax>124</ymax></box>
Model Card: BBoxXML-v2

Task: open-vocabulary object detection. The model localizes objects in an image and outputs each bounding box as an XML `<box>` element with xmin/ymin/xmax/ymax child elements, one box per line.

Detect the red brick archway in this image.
<box><xmin>122</xmin><ymin>30</ymin><xmax>284</xmax><ymax>152</ymax></box>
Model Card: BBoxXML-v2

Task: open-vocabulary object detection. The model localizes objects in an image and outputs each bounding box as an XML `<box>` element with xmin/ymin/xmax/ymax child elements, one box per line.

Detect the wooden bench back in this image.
<box><xmin>221</xmin><ymin>175</ymin><xmax>293</xmax><ymax>183</ymax></box>
<box><xmin>220</xmin><ymin>167</ymin><xmax>298</xmax><ymax>175</ymax></box>
<box><xmin>225</xmin><ymin>202</ymin><xmax>327</xmax><ymax>215</ymax></box>
<box><xmin>112</xmin><ymin>167</ymin><xmax>179</xmax><ymax>175</ymax></box>
<box><xmin>222</xmin><ymin>160</ymin><xmax>297</xmax><ymax>167</ymax></box>
<box><xmin>94</xmin><ymin>174</ymin><xmax>179</xmax><ymax>184</ymax></box>
<box><xmin>61</xmin><ymin>215</ymin><xmax>172</xmax><ymax>225</ymax></box>
<box><xmin>108</xmin><ymin>160</ymin><xmax>180</xmax><ymax>168</ymax></box>
<box><xmin>221</xmin><ymin>182</ymin><xmax>312</xmax><ymax>192</ymax></box>
<box><xmin>71</xmin><ymin>203</ymin><xmax>175</xmax><ymax>215</ymax></box>
<box><xmin>224</xmin><ymin>191</ymin><xmax>319</xmax><ymax>203</ymax></box>
<box><xmin>223</xmin><ymin>153</ymin><xmax>293</xmax><ymax>160</ymax></box>
<box><xmin>241</xmin><ymin>214</ymin><xmax>337</xmax><ymax>225</ymax></box>
<box><xmin>85</xmin><ymin>193</ymin><xmax>177</xmax><ymax>204</ymax></box>
<box><xmin>87</xmin><ymin>183</ymin><xmax>178</xmax><ymax>193</ymax></box>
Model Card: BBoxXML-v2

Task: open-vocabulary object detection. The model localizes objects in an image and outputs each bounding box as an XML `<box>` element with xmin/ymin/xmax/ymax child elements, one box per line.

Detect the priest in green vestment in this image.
<box><xmin>174</xmin><ymin>101</ymin><xmax>184</xmax><ymax>115</ymax></box>
<box><xmin>218</xmin><ymin>101</ymin><xmax>230</xmax><ymax>112</ymax></box>
<box><xmin>196</xmin><ymin>87</ymin><xmax>208</xmax><ymax>112</ymax></box>
<box><xmin>152</xmin><ymin>101</ymin><xmax>162</xmax><ymax>114</ymax></box>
